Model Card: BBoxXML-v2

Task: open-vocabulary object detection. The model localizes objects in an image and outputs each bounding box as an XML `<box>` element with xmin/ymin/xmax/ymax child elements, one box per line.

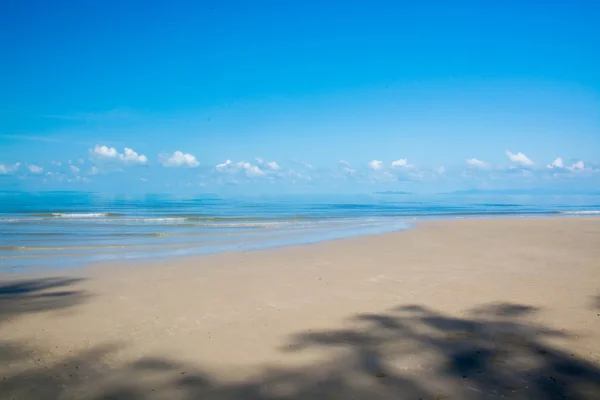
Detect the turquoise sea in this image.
<box><xmin>1</xmin><ymin>192</ymin><xmax>599</xmax><ymax>271</ymax></box>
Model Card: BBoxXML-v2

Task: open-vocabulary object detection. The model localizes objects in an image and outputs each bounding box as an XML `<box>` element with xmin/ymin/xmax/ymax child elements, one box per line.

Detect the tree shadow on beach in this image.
<box><xmin>0</xmin><ymin>277</ymin><xmax>89</xmax><ymax>323</ymax></box>
<box><xmin>1</xmin><ymin>293</ymin><xmax>600</xmax><ymax>399</ymax></box>
<box><xmin>593</xmin><ymin>294</ymin><xmax>600</xmax><ymax>311</ymax></box>
<box><xmin>0</xmin><ymin>276</ymin><xmax>94</xmax><ymax>398</ymax></box>
<box><xmin>283</xmin><ymin>303</ymin><xmax>600</xmax><ymax>399</ymax></box>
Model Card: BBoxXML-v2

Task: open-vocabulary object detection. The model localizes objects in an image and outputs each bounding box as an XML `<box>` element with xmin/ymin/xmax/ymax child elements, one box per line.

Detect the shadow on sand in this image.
<box><xmin>0</xmin><ymin>277</ymin><xmax>89</xmax><ymax>323</ymax></box>
<box><xmin>1</xmin><ymin>277</ymin><xmax>599</xmax><ymax>399</ymax></box>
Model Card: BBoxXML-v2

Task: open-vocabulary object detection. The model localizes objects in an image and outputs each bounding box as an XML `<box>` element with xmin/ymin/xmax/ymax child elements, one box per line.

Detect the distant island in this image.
<box><xmin>373</xmin><ymin>191</ymin><xmax>412</xmax><ymax>195</ymax></box>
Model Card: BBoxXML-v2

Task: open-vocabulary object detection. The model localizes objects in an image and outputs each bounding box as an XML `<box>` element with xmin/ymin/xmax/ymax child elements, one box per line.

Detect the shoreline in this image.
<box><xmin>1</xmin><ymin>217</ymin><xmax>599</xmax><ymax>399</ymax></box>
<box><xmin>2</xmin><ymin>214</ymin><xmax>598</xmax><ymax>276</ymax></box>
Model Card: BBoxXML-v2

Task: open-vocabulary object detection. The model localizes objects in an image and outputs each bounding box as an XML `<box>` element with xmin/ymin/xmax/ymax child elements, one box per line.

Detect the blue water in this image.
<box><xmin>1</xmin><ymin>192</ymin><xmax>599</xmax><ymax>271</ymax></box>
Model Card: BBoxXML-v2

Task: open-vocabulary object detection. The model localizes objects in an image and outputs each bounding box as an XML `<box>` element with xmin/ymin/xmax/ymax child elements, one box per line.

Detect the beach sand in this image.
<box><xmin>1</xmin><ymin>217</ymin><xmax>599</xmax><ymax>399</ymax></box>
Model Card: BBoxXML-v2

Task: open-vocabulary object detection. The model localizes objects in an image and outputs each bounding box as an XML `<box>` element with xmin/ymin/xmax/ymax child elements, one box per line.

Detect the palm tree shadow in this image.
<box><xmin>1</xmin><ymin>288</ymin><xmax>600</xmax><ymax>399</ymax></box>
<box><xmin>0</xmin><ymin>276</ymin><xmax>96</xmax><ymax>399</ymax></box>
<box><xmin>285</xmin><ymin>302</ymin><xmax>600</xmax><ymax>399</ymax></box>
<box><xmin>0</xmin><ymin>277</ymin><xmax>89</xmax><ymax>323</ymax></box>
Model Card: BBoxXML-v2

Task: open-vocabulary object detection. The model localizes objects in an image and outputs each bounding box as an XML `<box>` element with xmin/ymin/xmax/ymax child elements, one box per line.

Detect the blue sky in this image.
<box><xmin>1</xmin><ymin>0</ymin><xmax>599</xmax><ymax>194</ymax></box>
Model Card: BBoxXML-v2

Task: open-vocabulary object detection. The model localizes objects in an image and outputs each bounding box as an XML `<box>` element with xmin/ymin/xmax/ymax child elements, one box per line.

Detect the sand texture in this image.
<box><xmin>1</xmin><ymin>217</ymin><xmax>600</xmax><ymax>399</ymax></box>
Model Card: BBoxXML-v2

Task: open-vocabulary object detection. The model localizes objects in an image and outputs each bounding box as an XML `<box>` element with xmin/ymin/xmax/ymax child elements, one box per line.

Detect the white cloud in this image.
<box><xmin>217</xmin><ymin>160</ymin><xmax>265</xmax><ymax>177</ymax></box>
<box><xmin>338</xmin><ymin>160</ymin><xmax>355</xmax><ymax>174</ymax></box>
<box><xmin>466</xmin><ymin>158</ymin><xmax>487</xmax><ymax>167</ymax></box>
<box><xmin>254</xmin><ymin>158</ymin><xmax>280</xmax><ymax>171</ymax></box>
<box><xmin>368</xmin><ymin>160</ymin><xmax>384</xmax><ymax>170</ymax></box>
<box><xmin>50</xmin><ymin>161</ymin><xmax>62</xmax><ymax>166</ymax></box>
<box><xmin>92</xmin><ymin>145</ymin><xmax>118</xmax><ymax>159</ymax></box>
<box><xmin>505</xmin><ymin>151</ymin><xmax>534</xmax><ymax>166</ymax></box>
<box><xmin>0</xmin><ymin>162</ymin><xmax>20</xmax><ymax>175</ymax></box>
<box><xmin>120</xmin><ymin>147</ymin><xmax>148</xmax><ymax>164</ymax></box>
<box><xmin>366</xmin><ymin>159</ymin><xmax>428</xmax><ymax>183</ymax></box>
<box><xmin>159</xmin><ymin>151</ymin><xmax>200</xmax><ymax>168</ymax></box>
<box><xmin>33</xmin><ymin>153</ymin><xmax>594</xmax><ymax>188</ymax></box>
<box><xmin>547</xmin><ymin>157</ymin><xmax>563</xmax><ymax>169</ymax></box>
<box><xmin>567</xmin><ymin>160</ymin><xmax>585</xmax><ymax>172</ymax></box>
<box><xmin>77</xmin><ymin>158</ymin><xmax>85</xmax><ymax>165</ymax></box>
<box><xmin>391</xmin><ymin>159</ymin><xmax>408</xmax><ymax>167</ymax></box>
<box><xmin>90</xmin><ymin>145</ymin><xmax>147</xmax><ymax>165</ymax></box>
<box><xmin>28</xmin><ymin>164</ymin><xmax>43</xmax><ymax>174</ymax></box>
<box><xmin>545</xmin><ymin>157</ymin><xmax>587</xmax><ymax>173</ymax></box>
<box><xmin>265</xmin><ymin>161</ymin><xmax>280</xmax><ymax>170</ymax></box>
<box><xmin>236</xmin><ymin>161</ymin><xmax>265</xmax><ymax>177</ymax></box>
<box><xmin>215</xmin><ymin>159</ymin><xmax>285</xmax><ymax>178</ymax></box>
<box><xmin>216</xmin><ymin>159</ymin><xmax>232</xmax><ymax>170</ymax></box>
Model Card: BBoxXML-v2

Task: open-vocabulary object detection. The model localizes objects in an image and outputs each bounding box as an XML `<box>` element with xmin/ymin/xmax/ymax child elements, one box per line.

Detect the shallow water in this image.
<box><xmin>1</xmin><ymin>192</ymin><xmax>598</xmax><ymax>271</ymax></box>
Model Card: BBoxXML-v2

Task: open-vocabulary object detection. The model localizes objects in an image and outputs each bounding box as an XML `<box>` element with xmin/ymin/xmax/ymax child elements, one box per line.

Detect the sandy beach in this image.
<box><xmin>1</xmin><ymin>217</ymin><xmax>599</xmax><ymax>399</ymax></box>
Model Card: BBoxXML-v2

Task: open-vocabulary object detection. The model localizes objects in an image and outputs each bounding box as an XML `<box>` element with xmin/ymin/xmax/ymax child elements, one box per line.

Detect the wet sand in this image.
<box><xmin>1</xmin><ymin>217</ymin><xmax>600</xmax><ymax>399</ymax></box>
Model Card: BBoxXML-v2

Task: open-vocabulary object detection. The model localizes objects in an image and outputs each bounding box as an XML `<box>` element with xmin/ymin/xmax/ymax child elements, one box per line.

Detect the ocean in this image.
<box><xmin>1</xmin><ymin>191</ymin><xmax>598</xmax><ymax>271</ymax></box>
